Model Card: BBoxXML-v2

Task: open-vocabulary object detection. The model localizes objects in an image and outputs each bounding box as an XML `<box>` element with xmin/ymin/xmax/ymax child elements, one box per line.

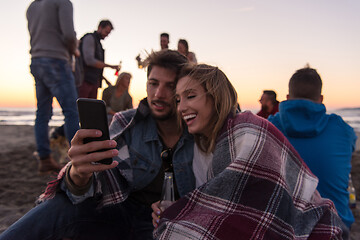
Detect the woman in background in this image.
<box><xmin>102</xmin><ymin>72</ymin><xmax>133</xmax><ymax>124</ymax></box>
<box><xmin>177</xmin><ymin>39</ymin><xmax>197</xmax><ymax>64</ymax></box>
<box><xmin>152</xmin><ymin>64</ymin><xmax>348</xmax><ymax>239</ymax></box>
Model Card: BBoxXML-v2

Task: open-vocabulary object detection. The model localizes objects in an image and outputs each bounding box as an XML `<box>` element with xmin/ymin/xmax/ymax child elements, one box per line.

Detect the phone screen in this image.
<box><xmin>77</xmin><ymin>98</ymin><xmax>113</xmax><ymax>164</ymax></box>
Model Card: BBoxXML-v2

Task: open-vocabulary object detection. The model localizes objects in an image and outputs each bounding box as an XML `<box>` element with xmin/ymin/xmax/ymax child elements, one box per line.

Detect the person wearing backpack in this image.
<box><xmin>78</xmin><ymin>20</ymin><xmax>119</xmax><ymax>99</ymax></box>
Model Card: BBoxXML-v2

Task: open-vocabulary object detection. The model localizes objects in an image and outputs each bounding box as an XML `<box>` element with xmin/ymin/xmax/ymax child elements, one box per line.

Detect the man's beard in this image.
<box><xmin>148</xmin><ymin>99</ymin><xmax>177</xmax><ymax>121</ymax></box>
<box><xmin>261</xmin><ymin>104</ymin><xmax>269</xmax><ymax>112</ymax></box>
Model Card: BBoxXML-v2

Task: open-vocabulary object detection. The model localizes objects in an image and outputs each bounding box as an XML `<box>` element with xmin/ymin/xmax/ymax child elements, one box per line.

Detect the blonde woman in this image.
<box><xmin>177</xmin><ymin>39</ymin><xmax>197</xmax><ymax>64</ymax></box>
<box><xmin>102</xmin><ymin>72</ymin><xmax>133</xmax><ymax>123</ymax></box>
<box><xmin>152</xmin><ymin>64</ymin><xmax>348</xmax><ymax>239</ymax></box>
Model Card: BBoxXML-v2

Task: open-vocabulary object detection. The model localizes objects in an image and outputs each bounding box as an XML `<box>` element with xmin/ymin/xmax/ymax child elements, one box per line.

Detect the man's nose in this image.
<box><xmin>155</xmin><ymin>85</ymin><xmax>166</xmax><ymax>98</ymax></box>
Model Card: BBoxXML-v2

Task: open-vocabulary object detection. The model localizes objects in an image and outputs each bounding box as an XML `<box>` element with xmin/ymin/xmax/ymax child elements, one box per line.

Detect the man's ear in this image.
<box><xmin>319</xmin><ymin>95</ymin><xmax>323</xmax><ymax>103</ymax></box>
<box><xmin>286</xmin><ymin>94</ymin><xmax>290</xmax><ymax>100</ymax></box>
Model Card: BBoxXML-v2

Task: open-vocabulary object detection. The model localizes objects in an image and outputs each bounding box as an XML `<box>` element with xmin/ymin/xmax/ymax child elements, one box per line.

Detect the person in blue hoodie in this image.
<box><xmin>268</xmin><ymin>66</ymin><xmax>357</xmax><ymax>229</ymax></box>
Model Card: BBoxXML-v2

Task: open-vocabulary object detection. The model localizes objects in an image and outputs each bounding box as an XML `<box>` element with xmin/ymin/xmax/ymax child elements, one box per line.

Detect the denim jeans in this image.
<box><xmin>30</xmin><ymin>57</ymin><xmax>79</xmax><ymax>158</ymax></box>
<box><xmin>0</xmin><ymin>192</ymin><xmax>154</xmax><ymax>240</ymax></box>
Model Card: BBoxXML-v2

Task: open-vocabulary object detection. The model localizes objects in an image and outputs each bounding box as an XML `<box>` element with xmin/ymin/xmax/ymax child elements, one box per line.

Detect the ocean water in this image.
<box><xmin>0</xmin><ymin>107</ymin><xmax>64</xmax><ymax>127</ymax></box>
<box><xmin>327</xmin><ymin>108</ymin><xmax>360</xmax><ymax>132</ymax></box>
<box><xmin>0</xmin><ymin>107</ymin><xmax>359</xmax><ymax>132</ymax></box>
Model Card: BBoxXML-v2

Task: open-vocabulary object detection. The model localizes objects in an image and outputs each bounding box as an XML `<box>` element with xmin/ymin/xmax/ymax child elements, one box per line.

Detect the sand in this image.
<box><xmin>0</xmin><ymin>125</ymin><xmax>359</xmax><ymax>239</ymax></box>
<box><xmin>0</xmin><ymin>125</ymin><xmax>54</xmax><ymax>233</ymax></box>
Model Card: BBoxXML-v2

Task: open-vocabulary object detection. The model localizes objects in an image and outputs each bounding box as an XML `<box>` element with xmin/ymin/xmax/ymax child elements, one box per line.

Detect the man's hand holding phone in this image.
<box><xmin>67</xmin><ymin>98</ymin><xmax>119</xmax><ymax>187</ymax></box>
<box><xmin>68</xmin><ymin>129</ymin><xmax>119</xmax><ymax>187</ymax></box>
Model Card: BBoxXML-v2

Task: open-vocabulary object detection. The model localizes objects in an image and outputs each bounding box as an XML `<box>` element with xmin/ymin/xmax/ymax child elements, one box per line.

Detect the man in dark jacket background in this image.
<box><xmin>78</xmin><ymin>20</ymin><xmax>119</xmax><ymax>99</ymax></box>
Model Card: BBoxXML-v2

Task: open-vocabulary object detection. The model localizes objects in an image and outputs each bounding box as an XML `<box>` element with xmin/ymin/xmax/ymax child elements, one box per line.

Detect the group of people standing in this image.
<box><xmin>2</xmin><ymin>0</ymin><xmax>357</xmax><ymax>239</ymax></box>
<box><xmin>137</xmin><ymin>32</ymin><xmax>197</xmax><ymax>69</ymax></box>
<box><xmin>159</xmin><ymin>32</ymin><xmax>197</xmax><ymax>64</ymax></box>
<box><xmin>25</xmin><ymin>0</ymin><xmax>134</xmax><ymax>175</ymax></box>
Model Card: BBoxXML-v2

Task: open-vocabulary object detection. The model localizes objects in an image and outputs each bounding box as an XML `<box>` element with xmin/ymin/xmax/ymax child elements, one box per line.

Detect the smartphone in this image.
<box><xmin>77</xmin><ymin>98</ymin><xmax>113</xmax><ymax>165</ymax></box>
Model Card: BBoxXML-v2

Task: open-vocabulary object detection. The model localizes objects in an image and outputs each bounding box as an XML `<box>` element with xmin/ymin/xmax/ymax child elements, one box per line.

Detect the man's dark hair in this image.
<box><xmin>289</xmin><ymin>67</ymin><xmax>322</xmax><ymax>101</ymax></box>
<box><xmin>160</xmin><ymin>33</ymin><xmax>169</xmax><ymax>39</ymax></box>
<box><xmin>98</xmin><ymin>20</ymin><xmax>114</xmax><ymax>30</ymax></box>
<box><xmin>144</xmin><ymin>50</ymin><xmax>188</xmax><ymax>78</ymax></box>
<box><xmin>263</xmin><ymin>90</ymin><xmax>278</xmax><ymax>104</ymax></box>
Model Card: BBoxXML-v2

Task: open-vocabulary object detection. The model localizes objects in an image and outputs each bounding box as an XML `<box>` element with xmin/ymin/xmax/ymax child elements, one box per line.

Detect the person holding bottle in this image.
<box><xmin>78</xmin><ymin>20</ymin><xmax>120</xmax><ymax>99</ymax></box>
<box><xmin>348</xmin><ymin>174</ymin><xmax>357</xmax><ymax>209</ymax></box>
<box><xmin>152</xmin><ymin>64</ymin><xmax>348</xmax><ymax>239</ymax></box>
<box><xmin>136</xmin><ymin>32</ymin><xmax>170</xmax><ymax>69</ymax></box>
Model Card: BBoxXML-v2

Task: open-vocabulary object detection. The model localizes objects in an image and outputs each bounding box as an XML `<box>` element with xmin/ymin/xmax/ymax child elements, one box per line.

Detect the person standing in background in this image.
<box><xmin>177</xmin><ymin>39</ymin><xmax>197</xmax><ymax>64</ymax></box>
<box><xmin>78</xmin><ymin>20</ymin><xmax>119</xmax><ymax>99</ymax></box>
<box><xmin>160</xmin><ymin>32</ymin><xmax>170</xmax><ymax>50</ymax></box>
<box><xmin>136</xmin><ymin>32</ymin><xmax>171</xmax><ymax>69</ymax></box>
<box><xmin>26</xmin><ymin>0</ymin><xmax>79</xmax><ymax>175</ymax></box>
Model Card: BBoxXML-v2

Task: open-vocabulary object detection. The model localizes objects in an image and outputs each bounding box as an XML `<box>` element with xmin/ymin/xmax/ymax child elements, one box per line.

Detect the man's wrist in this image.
<box><xmin>65</xmin><ymin>165</ymin><xmax>93</xmax><ymax>196</ymax></box>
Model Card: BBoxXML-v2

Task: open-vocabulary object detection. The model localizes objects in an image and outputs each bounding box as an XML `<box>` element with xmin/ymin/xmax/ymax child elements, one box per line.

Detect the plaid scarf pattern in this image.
<box><xmin>154</xmin><ymin>112</ymin><xmax>347</xmax><ymax>239</ymax></box>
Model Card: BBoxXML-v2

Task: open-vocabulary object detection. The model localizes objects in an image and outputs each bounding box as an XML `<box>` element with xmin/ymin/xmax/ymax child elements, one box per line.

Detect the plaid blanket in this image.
<box><xmin>154</xmin><ymin>112</ymin><xmax>348</xmax><ymax>239</ymax></box>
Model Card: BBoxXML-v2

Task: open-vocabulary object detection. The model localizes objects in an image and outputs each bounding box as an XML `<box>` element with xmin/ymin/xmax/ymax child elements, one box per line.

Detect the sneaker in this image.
<box><xmin>38</xmin><ymin>156</ymin><xmax>62</xmax><ymax>176</ymax></box>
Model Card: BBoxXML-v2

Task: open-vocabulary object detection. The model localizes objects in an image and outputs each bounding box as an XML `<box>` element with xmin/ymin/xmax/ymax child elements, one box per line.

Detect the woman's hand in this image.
<box><xmin>151</xmin><ymin>201</ymin><xmax>162</xmax><ymax>228</ymax></box>
<box><xmin>68</xmin><ymin>129</ymin><xmax>119</xmax><ymax>187</ymax></box>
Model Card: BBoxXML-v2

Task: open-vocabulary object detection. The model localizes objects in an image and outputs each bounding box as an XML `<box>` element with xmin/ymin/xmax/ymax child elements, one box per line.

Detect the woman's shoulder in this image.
<box><xmin>219</xmin><ymin>111</ymin><xmax>280</xmax><ymax>139</ymax></box>
<box><xmin>230</xmin><ymin>111</ymin><xmax>266</xmax><ymax>126</ymax></box>
<box><xmin>187</xmin><ymin>52</ymin><xmax>197</xmax><ymax>63</ymax></box>
<box><xmin>103</xmin><ymin>85</ymin><xmax>116</xmax><ymax>94</ymax></box>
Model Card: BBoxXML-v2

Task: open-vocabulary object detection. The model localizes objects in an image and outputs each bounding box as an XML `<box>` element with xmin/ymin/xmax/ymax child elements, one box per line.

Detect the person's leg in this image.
<box><xmin>43</xmin><ymin>59</ymin><xmax>79</xmax><ymax>145</ymax></box>
<box><xmin>126</xmin><ymin>200</ymin><xmax>154</xmax><ymax>240</ymax></box>
<box><xmin>0</xmin><ymin>192</ymin><xmax>133</xmax><ymax>240</ymax></box>
<box><xmin>70</xmin><ymin>198</ymin><xmax>155</xmax><ymax>240</ymax></box>
<box><xmin>78</xmin><ymin>81</ymin><xmax>93</xmax><ymax>99</ymax></box>
<box><xmin>0</xmin><ymin>192</ymin><xmax>77</xmax><ymax>240</ymax></box>
<box><xmin>30</xmin><ymin>58</ymin><xmax>53</xmax><ymax>159</ymax></box>
<box><xmin>88</xmin><ymin>83</ymin><xmax>98</xmax><ymax>99</ymax></box>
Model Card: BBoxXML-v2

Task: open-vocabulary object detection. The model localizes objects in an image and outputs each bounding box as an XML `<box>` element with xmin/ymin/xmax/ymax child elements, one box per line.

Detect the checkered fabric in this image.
<box><xmin>154</xmin><ymin>112</ymin><xmax>347</xmax><ymax>240</ymax></box>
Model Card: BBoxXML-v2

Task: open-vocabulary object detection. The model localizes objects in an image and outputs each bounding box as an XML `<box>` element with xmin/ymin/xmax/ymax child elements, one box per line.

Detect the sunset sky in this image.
<box><xmin>0</xmin><ymin>0</ymin><xmax>359</xmax><ymax>111</ymax></box>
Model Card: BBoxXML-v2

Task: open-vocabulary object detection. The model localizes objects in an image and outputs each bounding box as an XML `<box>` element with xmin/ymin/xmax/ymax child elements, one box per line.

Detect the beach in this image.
<box><xmin>0</xmin><ymin>125</ymin><xmax>359</xmax><ymax>239</ymax></box>
<box><xmin>0</xmin><ymin>125</ymin><xmax>53</xmax><ymax>233</ymax></box>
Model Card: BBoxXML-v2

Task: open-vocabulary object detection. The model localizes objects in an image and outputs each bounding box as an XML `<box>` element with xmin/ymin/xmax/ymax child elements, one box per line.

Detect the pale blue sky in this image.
<box><xmin>1</xmin><ymin>0</ymin><xmax>359</xmax><ymax>109</ymax></box>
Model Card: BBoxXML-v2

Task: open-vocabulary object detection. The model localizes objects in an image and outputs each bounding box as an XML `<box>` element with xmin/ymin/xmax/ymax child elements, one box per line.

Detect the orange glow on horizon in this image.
<box><xmin>1</xmin><ymin>88</ymin><xmax>358</xmax><ymax>110</ymax></box>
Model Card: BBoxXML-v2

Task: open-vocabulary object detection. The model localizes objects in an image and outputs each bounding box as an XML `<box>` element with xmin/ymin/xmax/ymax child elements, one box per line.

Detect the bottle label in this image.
<box><xmin>159</xmin><ymin>200</ymin><xmax>173</xmax><ymax>211</ymax></box>
<box><xmin>349</xmin><ymin>193</ymin><xmax>356</xmax><ymax>209</ymax></box>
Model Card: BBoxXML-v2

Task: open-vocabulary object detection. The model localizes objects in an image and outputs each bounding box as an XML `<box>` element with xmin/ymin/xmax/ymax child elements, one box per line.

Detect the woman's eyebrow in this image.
<box><xmin>184</xmin><ymin>88</ymin><xmax>195</xmax><ymax>94</ymax></box>
<box><xmin>176</xmin><ymin>87</ymin><xmax>196</xmax><ymax>96</ymax></box>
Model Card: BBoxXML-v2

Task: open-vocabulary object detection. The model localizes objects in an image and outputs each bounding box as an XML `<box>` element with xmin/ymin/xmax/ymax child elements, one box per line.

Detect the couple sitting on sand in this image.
<box><xmin>0</xmin><ymin>50</ymin><xmax>350</xmax><ymax>240</ymax></box>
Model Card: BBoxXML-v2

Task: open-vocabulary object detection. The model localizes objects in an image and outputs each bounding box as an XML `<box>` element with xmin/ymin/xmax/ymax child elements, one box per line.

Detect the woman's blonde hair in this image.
<box><xmin>115</xmin><ymin>72</ymin><xmax>132</xmax><ymax>88</ymax></box>
<box><xmin>177</xmin><ymin>64</ymin><xmax>238</xmax><ymax>153</ymax></box>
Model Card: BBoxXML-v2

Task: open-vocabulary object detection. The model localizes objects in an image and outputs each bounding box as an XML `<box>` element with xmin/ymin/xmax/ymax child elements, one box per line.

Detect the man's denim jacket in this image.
<box><xmin>63</xmin><ymin>98</ymin><xmax>196</xmax><ymax>208</ymax></box>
